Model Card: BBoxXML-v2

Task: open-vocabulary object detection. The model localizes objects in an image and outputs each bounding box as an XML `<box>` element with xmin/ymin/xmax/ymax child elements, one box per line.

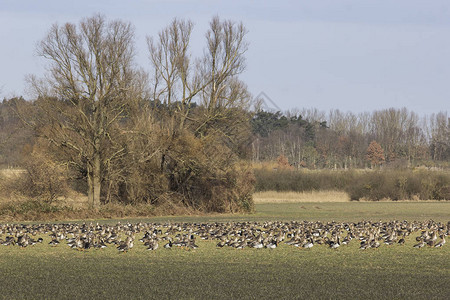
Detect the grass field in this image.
<box><xmin>122</xmin><ymin>200</ymin><xmax>450</xmax><ymax>224</ymax></box>
<box><xmin>0</xmin><ymin>201</ymin><xmax>449</xmax><ymax>299</ymax></box>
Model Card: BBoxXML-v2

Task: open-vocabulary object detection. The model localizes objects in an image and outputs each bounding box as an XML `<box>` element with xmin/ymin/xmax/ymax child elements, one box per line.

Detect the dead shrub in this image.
<box><xmin>161</xmin><ymin>132</ymin><xmax>255</xmax><ymax>213</ymax></box>
<box><xmin>19</xmin><ymin>145</ymin><xmax>69</xmax><ymax>203</ymax></box>
<box><xmin>106</xmin><ymin>125</ymin><xmax>256</xmax><ymax>213</ymax></box>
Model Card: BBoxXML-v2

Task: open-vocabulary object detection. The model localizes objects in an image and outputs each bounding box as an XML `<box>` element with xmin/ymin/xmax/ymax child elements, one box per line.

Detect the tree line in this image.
<box><xmin>251</xmin><ymin>108</ymin><xmax>449</xmax><ymax>169</ymax></box>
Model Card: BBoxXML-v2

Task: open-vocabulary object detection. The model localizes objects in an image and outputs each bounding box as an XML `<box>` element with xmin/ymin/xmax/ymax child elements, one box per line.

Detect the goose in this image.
<box><xmin>72</xmin><ymin>237</ymin><xmax>84</xmax><ymax>250</ymax></box>
<box><xmin>186</xmin><ymin>235</ymin><xmax>198</xmax><ymax>250</ymax></box>
<box><xmin>302</xmin><ymin>239</ymin><xmax>314</xmax><ymax>249</ymax></box>
<box><xmin>146</xmin><ymin>239</ymin><xmax>159</xmax><ymax>251</ymax></box>
<box><xmin>384</xmin><ymin>231</ymin><xmax>396</xmax><ymax>245</ymax></box>
<box><xmin>274</xmin><ymin>232</ymin><xmax>285</xmax><ymax>244</ymax></box>
<box><xmin>285</xmin><ymin>232</ymin><xmax>300</xmax><ymax>245</ymax></box>
<box><xmin>2</xmin><ymin>236</ymin><xmax>15</xmax><ymax>246</ymax></box>
<box><xmin>359</xmin><ymin>241</ymin><xmax>369</xmax><ymax>250</ymax></box>
<box><xmin>49</xmin><ymin>238</ymin><xmax>60</xmax><ymax>246</ymax></box>
<box><xmin>164</xmin><ymin>238</ymin><xmax>173</xmax><ymax>249</ymax></box>
<box><xmin>83</xmin><ymin>237</ymin><xmax>92</xmax><ymax>250</ymax></box>
<box><xmin>265</xmin><ymin>240</ymin><xmax>278</xmax><ymax>249</ymax></box>
<box><xmin>424</xmin><ymin>231</ymin><xmax>438</xmax><ymax>247</ymax></box>
<box><xmin>341</xmin><ymin>235</ymin><xmax>351</xmax><ymax>245</ymax></box>
<box><xmin>247</xmin><ymin>233</ymin><xmax>263</xmax><ymax>249</ymax></box>
<box><xmin>139</xmin><ymin>232</ymin><xmax>152</xmax><ymax>243</ymax></box>
<box><xmin>370</xmin><ymin>240</ymin><xmax>380</xmax><ymax>249</ymax></box>
<box><xmin>430</xmin><ymin>231</ymin><xmax>438</xmax><ymax>242</ymax></box>
<box><xmin>117</xmin><ymin>237</ymin><xmax>134</xmax><ymax>253</ymax></box>
<box><xmin>249</xmin><ymin>239</ymin><xmax>264</xmax><ymax>249</ymax></box>
<box><xmin>434</xmin><ymin>235</ymin><xmax>446</xmax><ymax>248</ymax></box>
<box><xmin>29</xmin><ymin>237</ymin><xmax>43</xmax><ymax>246</ymax></box>
<box><xmin>397</xmin><ymin>233</ymin><xmax>406</xmax><ymax>245</ymax></box>
<box><xmin>413</xmin><ymin>241</ymin><xmax>426</xmax><ymax>249</ymax></box>
<box><xmin>235</xmin><ymin>240</ymin><xmax>247</xmax><ymax>249</ymax></box>
<box><xmin>17</xmin><ymin>235</ymin><xmax>29</xmax><ymax>248</ymax></box>
<box><xmin>216</xmin><ymin>240</ymin><xmax>226</xmax><ymax>248</ymax></box>
<box><xmin>94</xmin><ymin>238</ymin><xmax>107</xmax><ymax>249</ymax></box>
<box><xmin>330</xmin><ymin>236</ymin><xmax>341</xmax><ymax>249</ymax></box>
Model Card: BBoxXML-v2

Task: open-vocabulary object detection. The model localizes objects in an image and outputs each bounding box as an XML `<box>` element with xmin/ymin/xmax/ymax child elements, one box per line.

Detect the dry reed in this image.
<box><xmin>253</xmin><ymin>190</ymin><xmax>350</xmax><ymax>203</ymax></box>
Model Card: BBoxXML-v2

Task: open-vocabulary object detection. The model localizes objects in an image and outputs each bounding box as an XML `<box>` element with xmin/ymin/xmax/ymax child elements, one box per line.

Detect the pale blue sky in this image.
<box><xmin>1</xmin><ymin>0</ymin><xmax>449</xmax><ymax>114</ymax></box>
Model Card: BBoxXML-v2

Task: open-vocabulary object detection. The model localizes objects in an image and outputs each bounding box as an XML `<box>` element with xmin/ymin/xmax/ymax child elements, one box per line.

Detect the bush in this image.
<box><xmin>345</xmin><ymin>170</ymin><xmax>450</xmax><ymax>201</ymax></box>
<box><xmin>0</xmin><ymin>199</ymin><xmax>65</xmax><ymax>221</ymax></box>
<box><xmin>254</xmin><ymin>169</ymin><xmax>353</xmax><ymax>192</ymax></box>
<box><xmin>16</xmin><ymin>144</ymin><xmax>70</xmax><ymax>203</ymax></box>
<box><xmin>104</xmin><ymin>126</ymin><xmax>256</xmax><ymax>213</ymax></box>
<box><xmin>0</xmin><ymin>199</ymin><xmax>61</xmax><ymax>215</ymax></box>
<box><xmin>254</xmin><ymin>168</ymin><xmax>450</xmax><ymax>201</ymax></box>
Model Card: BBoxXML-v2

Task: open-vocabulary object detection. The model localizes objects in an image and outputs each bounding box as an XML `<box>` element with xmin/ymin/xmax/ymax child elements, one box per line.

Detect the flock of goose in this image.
<box><xmin>0</xmin><ymin>220</ymin><xmax>448</xmax><ymax>252</ymax></box>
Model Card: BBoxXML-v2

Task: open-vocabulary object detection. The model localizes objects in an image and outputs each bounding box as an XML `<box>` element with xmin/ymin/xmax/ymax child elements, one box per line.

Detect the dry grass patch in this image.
<box><xmin>0</xmin><ymin>168</ymin><xmax>26</xmax><ymax>179</ymax></box>
<box><xmin>57</xmin><ymin>192</ymin><xmax>88</xmax><ymax>209</ymax></box>
<box><xmin>253</xmin><ymin>190</ymin><xmax>350</xmax><ymax>203</ymax></box>
<box><xmin>0</xmin><ymin>169</ymin><xmax>26</xmax><ymax>204</ymax></box>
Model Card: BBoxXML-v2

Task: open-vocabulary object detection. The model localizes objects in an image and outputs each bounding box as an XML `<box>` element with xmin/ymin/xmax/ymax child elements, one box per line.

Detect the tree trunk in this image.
<box><xmin>87</xmin><ymin>163</ymin><xmax>94</xmax><ymax>208</ymax></box>
<box><xmin>92</xmin><ymin>152</ymin><xmax>101</xmax><ymax>208</ymax></box>
<box><xmin>87</xmin><ymin>152</ymin><xmax>101</xmax><ymax>208</ymax></box>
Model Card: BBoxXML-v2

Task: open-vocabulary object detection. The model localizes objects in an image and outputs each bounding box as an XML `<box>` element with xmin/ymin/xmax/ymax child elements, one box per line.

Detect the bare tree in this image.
<box><xmin>429</xmin><ymin>112</ymin><xmax>450</xmax><ymax>161</ymax></box>
<box><xmin>27</xmin><ymin>15</ymin><xmax>144</xmax><ymax>208</ymax></box>
<box><xmin>147</xmin><ymin>19</ymin><xmax>204</xmax><ymax>129</ymax></box>
<box><xmin>148</xmin><ymin>16</ymin><xmax>251</xmax><ymax>146</ymax></box>
<box><xmin>300</xmin><ymin>108</ymin><xmax>326</xmax><ymax>125</ymax></box>
<box><xmin>196</xmin><ymin>16</ymin><xmax>251</xmax><ymax>154</ymax></box>
<box><xmin>200</xmin><ymin>17</ymin><xmax>248</xmax><ymax>110</ymax></box>
<box><xmin>145</xmin><ymin>16</ymin><xmax>254</xmax><ymax>211</ymax></box>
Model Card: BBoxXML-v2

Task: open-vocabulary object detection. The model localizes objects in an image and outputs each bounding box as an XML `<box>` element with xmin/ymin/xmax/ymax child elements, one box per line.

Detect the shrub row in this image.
<box><xmin>345</xmin><ymin>170</ymin><xmax>450</xmax><ymax>201</ymax></box>
<box><xmin>254</xmin><ymin>169</ymin><xmax>450</xmax><ymax>201</ymax></box>
<box><xmin>254</xmin><ymin>169</ymin><xmax>351</xmax><ymax>192</ymax></box>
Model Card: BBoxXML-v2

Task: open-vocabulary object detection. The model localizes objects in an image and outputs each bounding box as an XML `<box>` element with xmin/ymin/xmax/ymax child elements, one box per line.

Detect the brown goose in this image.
<box><xmin>413</xmin><ymin>240</ymin><xmax>426</xmax><ymax>249</ymax></box>
<box><xmin>117</xmin><ymin>236</ymin><xmax>134</xmax><ymax>253</ymax></box>
<box><xmin>434</xmin><ymin>235</ymin><xmax>446</xmax><ymax>248</ymax></box>
<box><xmin>146</xmin><ymin>239</ymin><xmax>159</xmax><ymax>251</ymax></box>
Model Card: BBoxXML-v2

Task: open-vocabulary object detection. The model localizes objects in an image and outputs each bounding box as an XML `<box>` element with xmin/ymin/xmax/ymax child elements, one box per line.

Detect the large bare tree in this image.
<box><xmin>145</xmin><ymin>16</ymin><xmax>254</xmax><ymax>211</ymax></box>
<box><xmin>28</xmin><ymin>15</ymin><xmax>144</xmax><ymax>208</ymax></box>
<box><xmin>196</xmin><ymin>17</ymin><xmax>250</xmax><ymax>133</ymax></box>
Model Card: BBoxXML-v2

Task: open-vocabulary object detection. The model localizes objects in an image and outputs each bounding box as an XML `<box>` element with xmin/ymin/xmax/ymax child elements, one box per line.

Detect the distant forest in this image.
<box><xmin>1</xmin><ymin>97</ymin><xmax>449</xmax><ymax>170</ymax></box>
<box><xmin>251</xmin><ymin>108</ymin><xmax>449</xmax><ymax>169</ymax></box>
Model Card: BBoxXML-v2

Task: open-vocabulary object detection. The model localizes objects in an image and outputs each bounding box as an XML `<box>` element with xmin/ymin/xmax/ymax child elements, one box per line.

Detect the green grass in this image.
<box><xmin>104</xmin><ymin>201</ymin><xmax>450</xmax><ymax>224</ymax></box>
<box><xmin>253</xmin><ymin>201</ymin><xmax>450</xmax><ymax>222</ymax></box>
<box><xmin>1</xmin><ymin>202</ymin><xmax>449</xmax><ymax>299</ymax></box>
